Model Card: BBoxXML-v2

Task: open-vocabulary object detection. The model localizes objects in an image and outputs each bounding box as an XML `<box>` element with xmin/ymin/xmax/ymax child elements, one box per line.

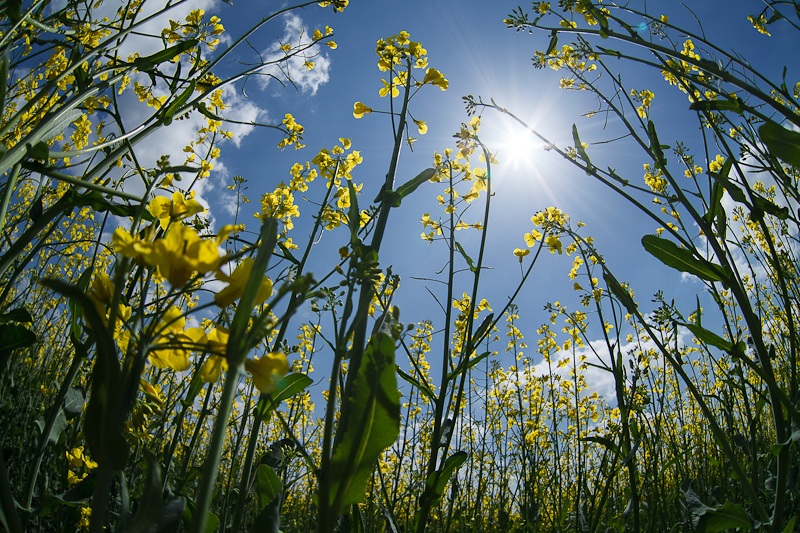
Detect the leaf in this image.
<box><xmin>454</xmin><ymin>242</ymin><xmax>476</xmax><ymax>272</ymax></box>
<box><xmin>603</xmin><ymin>271</ymin><xmax>637</xmax><ymax>314</ymax></box>
<box><xmin>682</xmin><ymin>323</ymin><xmax>733</xmax><ymax>353</ymax></box>
<box><xmin>161</xmin><ymin>81</ymin><xmax>196</xmax><ymax>125</ymax></box>
<box><xmin>641</xmin><ymin>235</ymin><xmax>728</xmax><ymax>283</ymax></box>
<box><xmin>393</xmin><ymin>168</ymin><xmax>437</xmax><ymax>205</ymax></box>
<box><xmin>0</xmin><ymin>307</ymin><xmax>32</xmax><ymax>324</ymax></box>
<box><xmin>327</xmin><ymin>331</ymin><xmax>401</xmax><ymax>514</ymax></box>
<box><xmin>545</xmin><ymin>30</ymin><xmax>558</xmax><ymax>55</ymax></box>
<box><xmin>447</xmin><ymin>351</ymin><xmax>491</xmax><ymax>381</ymax></box>
<box><xmin>397</xmin><ymin>367</ymin><xmax>436</xmax><ymax>402</ymax></box>
<box><xmin>128</xmin><ymin>453</ymin><xmax>164</xmax><ymax>533</ymax></box>
<box><xmin>759</xmin><ymin>120</ymin><xmax>800</xmax><ymax>168</ymax></box>
<box><xmin>572</xmin><ymin>124</ymin><xmax>594</xmax><ymax>172</ymax></box>
<box><xmin>425</xmin><ymin>451</ymin><xmax>468</xmax><ymax>502</ymax></box>
<box><xmin>471</xmin><ymin>313</ymin><xmax>494</xmax><ymax>345</ymax></box>
<box><xmin>182</xmin><ymin>499</ymin><xmax>219</xmax><ymax>533</ymax></box>
<box><xmin>253</xmin><ymin>464</ymin><xmax>282</xmax><ymax>509</ymax></box>
<box><xmin>41</xmin><ymin>278</ymin><xmax>128</xmax><ymax>469</ymax></box>
<box><xmin>647</xmin><ymin>120</ymin><xmax>668</xmax><ymax>168</ymax></box>
<box><xmin>0</xmin><ymin>108</ymin><xmax>82</xmax><ymax>176</ymax></box>
<box><xmin>698</xmin><ymin>501</ymin><xmax>754</xmax><ymax>532</ymax></box>
<box><xmin>580</xmin><ymin>435</ymin><xmax>620</xmax><ymax>457</ymax></box>
<box><xmin>63</xmin><ymin>387</ymin><xmax>85</xmax><ymax>418</ymax></box>
<box><xmin>65</xmin><ymin>190</ymin><xmax>150</xmax><ymax>220</ymax></box>
<box><xmin>39</xmin><ymin>473</ymin><xmax>96</xmax><ymax>516</ymax></box>
<box><xmin>689</xmin><ymin>98</ymin><xmax>744</xmax><ymax>114</ymax></box>
<box><xmin>26</xmin><ymin>141</ymin><xmax>49</xmax><ymax>161</ymax></box>
<box><xmin>347</xmin><ymin>179</ymin><xmax>361</xmax><ymax>236</ymax></box>
<box><xmin>133</xmin><ymin>40</ymin><xmax>198</xmax><ymax>72</ymax></box>
<box><xmin>259</xmin><ymin>372</ymin><xmax>313</xmax><ymax>415</ymax></box>
<box><xmin>0</xmin><ymin>323</ymin><xmax>36</xmax><ymax>354</ymax></box>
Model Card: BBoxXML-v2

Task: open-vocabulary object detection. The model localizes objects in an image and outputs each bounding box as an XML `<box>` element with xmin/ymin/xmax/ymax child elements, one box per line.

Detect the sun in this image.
<box><xmin>487</xmin><ymin>122</ymin><xmax>540</xmax><ymax>172</ymax></box>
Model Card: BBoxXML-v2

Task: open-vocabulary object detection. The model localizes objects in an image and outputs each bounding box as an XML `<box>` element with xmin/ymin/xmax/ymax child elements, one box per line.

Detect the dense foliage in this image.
<box><xmin>1</xmin><ymin>0</ymin><xmax>798</xmax><ymax>531</ymax></box>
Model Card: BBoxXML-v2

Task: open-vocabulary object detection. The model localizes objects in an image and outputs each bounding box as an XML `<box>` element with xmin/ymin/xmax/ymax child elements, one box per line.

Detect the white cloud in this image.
<box><xmin>257</xmin><ymin>13</ymin><xmax>332</xmax><ymax>96</ymax></box>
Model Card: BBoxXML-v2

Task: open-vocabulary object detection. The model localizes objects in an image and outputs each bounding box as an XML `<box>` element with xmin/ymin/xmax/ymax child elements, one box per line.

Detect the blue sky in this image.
<box><xmin>129</xmin><ymin>0</ymin><xmax>799</xmax><ymax>390</ymax></box>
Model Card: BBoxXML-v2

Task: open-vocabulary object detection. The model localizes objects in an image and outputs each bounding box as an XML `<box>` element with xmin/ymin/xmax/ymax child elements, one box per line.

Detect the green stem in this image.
<box><xmin>0</xmin><ymin>163</ymin><xmax>22</xmax><ymax>235</ymax></box>
<box><xmin>189</xmin><ymin>220</ymin><xmax>278</xmax><ymax>533</ymax></box>
<box><xmin>0</xmin><ymin>451</ymin><xmax>22</xmax><ymax>533</ymax></box>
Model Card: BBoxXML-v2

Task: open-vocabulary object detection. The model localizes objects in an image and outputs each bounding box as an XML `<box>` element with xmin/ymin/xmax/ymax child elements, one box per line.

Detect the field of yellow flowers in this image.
<box><xmin>1</xmin><ymin>0</ymin><xmax>799</xmax><ymax>531</ymax></box>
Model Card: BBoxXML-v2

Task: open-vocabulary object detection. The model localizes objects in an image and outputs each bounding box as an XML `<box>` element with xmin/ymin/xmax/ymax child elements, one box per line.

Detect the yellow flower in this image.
<box><xmin>149</xmin><ymin>307</ymin><xmax>194</xmax><ymax>371</ymax></box>
<box><xmin>145</xmin><ymin>225</ymin><xmax>224</xmax><ymax>287</ymax></box>
<box><xmin>245</xmin><ymin>352</ymin><xmax>289</xmax><ymax>393</ymax></box>
<box><xmin>413</xmin><ymin>119</ymin><xmax>428</xmax><ymax>135</ymax></box>
<box><xmin>198</xmin><ymin>326</ymin><xmax>229</xmax><ymax>381</ymax></box>
<box><xmin>513</xmin><ymin>248</ymin><xmax>530</xmax><ymax>262</ymax></box>
<box><xmin>147</xmin><ymin>191</ymin><xmax>205</xmax><ymax>230</ymax></box>
<box><xmin>200</xmin><ymin>355</ymin><xmax>228</xmax><ymax>382</ymax></box>
<box><xmin>353</xmin><ymin>101</ymin><xmax>373</xmax><ymax>118</ymax></box>
<box><xmin>421</xmin><ymin>68</ymin><xmax>448</xmax><ymax>90</ymax></box>
<box><xmin>214</xmin><ymin>257</ymin><xmax>274</xmax><ymax>307</ymax></box>
<box><xmin>112</xmin><ymin>227</ymin><xmax>150</xmax><ymax>262</ymax></box>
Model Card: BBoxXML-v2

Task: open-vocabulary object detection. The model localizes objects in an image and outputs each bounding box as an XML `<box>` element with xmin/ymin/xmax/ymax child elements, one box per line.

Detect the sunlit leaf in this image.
<box><xmin>258</xmin><ymin>372</ymin><xmax>313</xmax><ymax>416</ymax></box>
<box><xmin>133</xmin><ymin>40</ymin><xmax>198</xmax><ymax>72</ymax></box>
<box><xmin>253</xmin><ymin>464</ymin><xmax>282</xmax><ymax>509</ymax></box>
<box><xmin>392</xmin><ymin>168</ymin><xmax>437</xmax><ymax>205</ymax></box>
<box><xmin>397</xmin><ymin>367</ymin><xmax>436</xmax><ymax>402</ymax></box>
<box><xmin>327</xmin><ymin>331</ymin><xmax>400</xmax><ymax>514</ymax></box>
<box><xmin>759</xmin><ymin>120</ymin><xmax>800</xmax><ymax>168</ymax></box>
<box><xmin>447</xmin><ymin>351</ymin><xmax>491</xmax><ymax>381</ymax></box>
<box><xmin>641</xmin><ymin>235</ymin><xmax>728</xmax><ymax>283</ymax></box>
<box><xmin>425</xmin><ymin>451</ymin><xmax>468</xmax><ymax>503</ymax></box>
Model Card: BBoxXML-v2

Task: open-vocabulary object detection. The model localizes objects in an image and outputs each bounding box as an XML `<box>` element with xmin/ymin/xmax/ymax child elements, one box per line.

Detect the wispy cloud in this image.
<box><xmin>257</xmin><ymin>13</ymin><xmax>332</xmax><ymax>96</ymax></box>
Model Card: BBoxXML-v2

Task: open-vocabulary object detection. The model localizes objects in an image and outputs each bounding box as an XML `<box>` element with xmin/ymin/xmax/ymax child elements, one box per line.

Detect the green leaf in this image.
<box><xmin>603</xmin><ymin>271</ymin><xmax>637</xmax><ymax>314</ymax></box>
<box><xmin>454</xmin><ymin>242</ymin><xmax>476</xmax><ymax>272</ymax></box>
<box><xmin>393</xmin><ymin>168</ymin><xmax>437</xmax><ymax>205</ymax></box>
<box><xmin>26</xmin><ymin>141</ymin><xmax>49</xmax><ymax>161</ymax></box>
<box><xmin>65</xmin><ymin>190</ymin><xmax>150</xmax><ymax>220</ymax></box>
<box><xmin>682</xmin><ymin>323</ymin><xmax>733</xmax><ymax>353</ymax></box>
<box><xmin>689</xmin><ymin>98</ymin><xmax>744</xmax><ymax>113</ymax></box>
<box><xmin>182</xmin><ymin>499</ymin><xmax>219</xmax><ymax>533</ymax></box>
<box><xmin>347</xmin><ymin>179</ymin><xmax>361</xmax><ymax>236</ymax></box>
<box><xmin>63</xmin><ymin>387</ymin><xmax>85</xmax><ymax>418</ymax></box>
<box><xmin>128</xmin><ymin>453</ymin><xmax>164</xmax><ymax>533</ymax></box>
<box><xmin>647</xmin><ymin>120</ymin><xmax>668</xmax><ymax>168</ymax></box>
<box><xmin>39</xmin><ymin>473</ymin><xmax>96</xmax><ymax>516</ymax></box>
<box><xmin>328</xmin><ymin>331</ymin><xmax>401</xmax><ymax>514</ymax></box>
<box><xmin>447</xmin><ymin>351</ymin><xmax>491</xmax><ymax>381</ymax></box>
<box><xmin>0</xmin><ymin>307</ymin><xmax>32</xmax><ymax>324</ymax></box>
<box><xmin>580</xmin><ymin>435</ymin><xmax>620</xmax><ymax>457</ymax></box>
<box><xmin>0</xmin><ymin>323</ymin><xmax>36</xmax><ymax>354</ymax></box>
<box><xmin>0</xmin><ymin>52</ymin><xmax>8</xmax><ymax>115</ymax></box>
<box><xmin>572</xmin><ymin>124</ymin><xmax>594</xmax><ymax>172</ymax></box>
<box><xmin>397</xmin><ymin>367</ymin><xmax>436</xmax><ymax>402</ymax></box>
<box><xmin>259</xmin><ymin>372</ymin><xmax>313</xmax><ymax>415</ymax></box>
<box><xmin>161</xmin><ymin>81</ymin><xmax>196</xmax><ymax>126</ymax></box>
<box><xmin>133</xmin><ymin>40</ymin><xmax>198</xmax><ymax>72</ymax></box>
<box><xmin>253</xmin><ymin>464</ymin><xmax>282</xmax><ymax>509</ymax></box>
<box><xmin>194</xmin><ymin>101</ymin><xmax>223</xmax><ymax>121</ymax></box>
<box><xmin>471</xmin><ymin>313</ymin><xmax>494</xmax><ymax>345</ymax></box>
<box><xmin>41</xmin><ymin>278</ymin><xmax>128</xmax><ymax>469</ymax></box>
<box><xmin>698</xmin><ymin>501</ymin><xmax>754</xmax><ymax>532</ymax></box>
<box><xmin>641</xmin><ymin>235</ymin><xmax>728</xmax><ymax>283</ymax></box>
<box><xmin>545</xmin><ymin>30</ymin><xmax>558</xmax><ymax>55</ymax></box>
<box><xmin>425</xmin><ymin>451</ymin><xmax>468</xmax><ymax>502</ymax></box>
<box><xmin>35</xmin><ymin>409</ymin><xmax>67</xmax><ymax>444</ymax></box>
<box><xmin>759</xmin><ymin>120</ymin><xmax>800</xmax><ymax>168</ymax></box>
